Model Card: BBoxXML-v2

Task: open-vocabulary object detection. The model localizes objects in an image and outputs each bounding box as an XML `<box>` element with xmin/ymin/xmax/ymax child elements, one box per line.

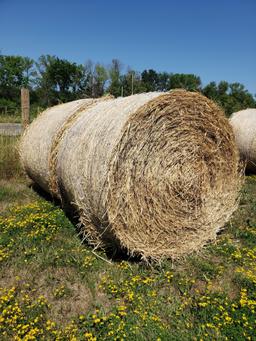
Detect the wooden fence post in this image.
<box><xmin>21</xmin><ymin>88</ymin><xmax>30</xmax><ymax>130</ymax></box>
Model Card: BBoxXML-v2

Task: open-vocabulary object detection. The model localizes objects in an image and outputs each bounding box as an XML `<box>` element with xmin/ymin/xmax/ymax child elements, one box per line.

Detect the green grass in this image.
<box><xmin>0</xmin><ymin>135</ymin><xmax>23</xmax><ymax>180</ymax></box>
<box><xmin>0</xmin><ymin>176</ymin><xmax>255</xmax><ymax>340</ymax></box>
<box><xmin>0</xmin><ymin>106</ymin><xmax>46</xmax><ymax>123</ymax></box>
<box><xmin>0</xmin><ymin>114</ymin><xmax>21</xmax><ymax>123</ymax></box>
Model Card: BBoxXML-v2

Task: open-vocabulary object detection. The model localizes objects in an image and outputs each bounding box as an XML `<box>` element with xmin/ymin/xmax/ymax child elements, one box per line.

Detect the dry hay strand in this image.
<box><xmin>53</xmin><ymin>90</ymin><xmax>241</xmax><ymax>261</ymax></box>
<box><xmin>48</xmin><ymin>95</ymin><xmax>114</xmax><ymax>197</ymax></box>
<box><xmin>230</xmin><ymin>108</ymin><xmax>256</xmax><ymax>173</ymax></box>
<box><xmin>19</xmin><ymin>97</ymin><xmax>111</xmax><ymax>195</ymax></box>
<box><xmin>55</xmin><ymin>93</ymin><xmax>163</xmax><ymax>248</ymax></box>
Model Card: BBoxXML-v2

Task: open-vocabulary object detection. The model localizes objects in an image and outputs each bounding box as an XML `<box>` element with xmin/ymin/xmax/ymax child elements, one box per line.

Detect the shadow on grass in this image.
<box><xmin>30</xmin><ymin>182</ymin><xmax>141</xmax><ymax>263</ymax></box>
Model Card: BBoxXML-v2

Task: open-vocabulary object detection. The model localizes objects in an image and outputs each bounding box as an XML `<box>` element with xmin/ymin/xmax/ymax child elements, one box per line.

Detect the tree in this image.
<box><xmin>82</xmin><ymin>60</ymin><xmax>109</xmax><ymax>98</ymax></box>
<box><xmin>203</xmin><ymin>82</ymin><xmax>219</xmax><ymax>101</ymax></box>
<box><xmin>108</xmin><ymin>59</ymin><xmax>122</xmax><ymax>97</ymax></box>
<box><xmin>218</xmin><ymin>81</ymin><xmax>229</xmax><ymax>95</ymax></box>
<box><xmin>35</xmin><ymin>55</ymin><xmax>60</xmax><ymax>106</ymax></box>
<box><xmin>0</xmin><ymin>54</ymin><xmax>34</xmax><ymax>104</ymax></box>
<box><xmin>141</xmin><ymin>69</ymin><xmax>159</xmax><ymax>92</ymax></box>
<box><xmin>35</xmin><ymin>55</ymin><xmax>87</xmax><ymax>105</ymax></box>
<box><xmin>203</xmin><ymin>81</ymin><xmax>256</xmax><ymax>116</ymax></box>
<box><xmin>226</xmin><ymin>83</ymin><xmax>256</xmax><ymax>115</ymax></box>
<box><xmin>168</xmin><ymin>73</ymin><xmax>201</xmax><ymax>91</ymax></box>
<box><xmin>1</xmin><ymin>53</ymin><xmax>255</xmax><ymax>116</ymax></box>
<box><xmin>83</xmin><ymin>60</ymin><xmax>94</xmax><ymax>98</ymax></box>
<box><xmin>121</xmin><ymin>69</ymin><xmax>146</xmax><ymax>96</ymax></box>
<box><xmin>157</xmin><ymin>72</ymin><xmax>170</xmax><ymax>91</ymax></box>
<box><xmin>92</xmin><ymin>63</ymin><xmax>108</xmax><ymax>98</ymax></box>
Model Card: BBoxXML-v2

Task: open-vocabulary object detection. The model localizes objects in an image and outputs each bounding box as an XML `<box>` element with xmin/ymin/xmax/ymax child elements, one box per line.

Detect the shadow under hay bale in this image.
<box><xmin>20</xmin><ymin>90</ymin><xmax>242</xmax><ymax>262</ymax></box>
<box><xmin>31</xmin><ymin>180</ymin><xmax>132</xmax><ymax>261</ymax></box>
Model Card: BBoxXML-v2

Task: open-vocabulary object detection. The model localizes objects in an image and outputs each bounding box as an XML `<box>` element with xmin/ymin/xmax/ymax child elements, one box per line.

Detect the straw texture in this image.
<box><xmin>20</xmin><ymin>98</ymin><xmax>106</xmax><ymax>194</ymax></box>
<box><xmin>20</xmin><ymin>90</ymin><xmax>241</xmax><ymax>261</ymax></box>
<box><xmin>230</xmin><ymin>108</ymin><xmax>256</xmax><ymax>172</ymax></box>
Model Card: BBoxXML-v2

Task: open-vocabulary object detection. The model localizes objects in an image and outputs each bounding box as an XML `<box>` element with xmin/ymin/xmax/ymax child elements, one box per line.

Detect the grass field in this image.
<box><xmin>0</xmin><ymin>106</ymin><xmax>45</xmax><ymax>124</ymax></box>
<box><xmin>0</xmin><ymin>136</ymin><xmax>23</xmax><ymax>180</ymax></box>
<box><xmin>0</xmin><ymin>115</ymin><xmax>21</xmax><ymax>124</ymax></box>
<box><xmin>0</xmin><ymin>137</ymin><xmax>256</xmax><ymax>340</ymax></box>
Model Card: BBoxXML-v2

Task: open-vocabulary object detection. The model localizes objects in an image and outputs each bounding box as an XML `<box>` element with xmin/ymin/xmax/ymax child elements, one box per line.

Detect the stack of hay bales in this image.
<box><xmin>230</xmin><ymin>108</ymin><xmax>256</xmax><ymax>173</ymax></box>
<box><xmin>20</xmin><ymin>90</ymin><xmax>242</xmax><ymax>261</ymax></box>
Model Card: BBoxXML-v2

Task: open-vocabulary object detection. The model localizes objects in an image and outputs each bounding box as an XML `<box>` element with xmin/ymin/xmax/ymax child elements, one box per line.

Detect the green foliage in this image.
<box><xmin>121</xmin><ymin>70</ymin><xmax>146</xmax><ymax>96</ymax></box>
<box><xmin>0</xmin><ymin>98</ymin><xmax>18</xmax><ymax>116</ymax></box>
<box><xmin>107</xmin><ymin>59</ymin><xmax>122</xmax><ymax>97</ymax></box>
<box><xmin>92</xmin><ymin>64</ymin><xmax>108</xmax><ymax>98</ymax></box>
<box><xmin>141</xmin><ymin>69</ymin><xmax>159</xmax><ymax>92</ymax></box>
<box><xmin>0</xmin><ymin>53</ymin><xmax>255</xmax><ymax>116</ymax></box>
<box><xmin>35</xmin><ymin>55</ymin><xmax>87</xmax><ymax>106</ymax></box>
<box><xmin>77</xmin><ymin>60</ymin><xmax>109</xmax><ymax>98</ymax></box>
<box><xmin>157</xmin><ymin>72</ymin><xmax>170</xmax><ymax>91</ymax></box>
<box><xmin>203</xmin><ymin>81</ymin><xmax>256</xmax><ymax>116</ymax></box>
<box><xmin>0</xmin><ymin>55</ymin><xmax>34</xmax><ymax>97</ymax></box>
<box><xmin>169</xmin><ymin>73</ymin><xmax>202</xmax><ymax>91</ymax></box>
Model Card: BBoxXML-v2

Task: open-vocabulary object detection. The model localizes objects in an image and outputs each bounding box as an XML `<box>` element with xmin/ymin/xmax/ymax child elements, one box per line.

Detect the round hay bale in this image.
<box><xmin>20</xmin><ymin>98</ymin><xmax>109</xmax><ymax>195</ymax></box>
<box><xmin>230</xmin><ymin>108</ymin><xmax>256</xmax><ymax>172</ymax></box>
<box><xmin>52</xmin><ymin>90</ymin><xmax>241</xmax><ymax>261</ymax></box>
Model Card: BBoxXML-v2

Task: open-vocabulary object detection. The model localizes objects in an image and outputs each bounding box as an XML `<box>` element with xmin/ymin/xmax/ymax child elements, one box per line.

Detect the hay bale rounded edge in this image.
<box><xmin>19</xmin><ymin>97</ymin><xmax>112</xmax><ymax>196</ymax></box>
<box><xmin>20</xmin><ymin>90</ymin><xmax>242</xmax><ymax>261</ymax></box>
<box><xmin>230</xmin><ymin>108</ymin><xmax>256</xmax><ymax>173</ymax></box>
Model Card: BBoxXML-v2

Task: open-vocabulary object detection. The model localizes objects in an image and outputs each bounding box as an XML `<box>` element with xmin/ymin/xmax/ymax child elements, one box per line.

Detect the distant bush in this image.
<box><xmin>0</xmin><ymin>99</ymin><xmax>18</xmax><ymax>115</ymax></box>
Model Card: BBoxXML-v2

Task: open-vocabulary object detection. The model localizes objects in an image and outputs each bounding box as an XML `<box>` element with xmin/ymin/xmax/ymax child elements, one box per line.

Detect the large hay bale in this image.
<box><xmin>20</xmin><ymin>90</ymin><xmax>241</xmax><ymax>261</ymax></box>
<box><xmin>230</xmin><ymin>108</ymin><xmax>256</xmax><ymax>172</ymax></box>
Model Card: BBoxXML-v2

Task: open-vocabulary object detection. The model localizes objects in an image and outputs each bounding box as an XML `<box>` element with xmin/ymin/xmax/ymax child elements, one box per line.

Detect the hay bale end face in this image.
<box><xmin>20</xmin><ymin>90</ymin><xmax>242</xmax><ymax>261</ymax></box>
<box><xmin>230</xmin><ymin>108</ymin><xmax>256</xmax><ymax>173</ymax></box>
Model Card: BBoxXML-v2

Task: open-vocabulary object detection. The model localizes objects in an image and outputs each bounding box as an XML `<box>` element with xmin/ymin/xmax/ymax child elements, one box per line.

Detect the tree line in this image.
<box><xmin>0</xmin><ymin>54</ymin><xmax>255</xmax><ymax>116</ymax></box>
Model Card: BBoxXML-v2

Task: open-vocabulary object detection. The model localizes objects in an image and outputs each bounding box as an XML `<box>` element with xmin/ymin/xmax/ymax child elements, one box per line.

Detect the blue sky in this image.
<box><xmin>0</xmin><ymin>0</ymin><xmax>255</xmax><ymax>94</ymax></box>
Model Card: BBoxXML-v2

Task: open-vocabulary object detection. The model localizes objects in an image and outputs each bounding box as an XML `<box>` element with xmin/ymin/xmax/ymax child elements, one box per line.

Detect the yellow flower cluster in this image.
<box><xmin>53</xmin><ymin>285</ymin><xmax>66</xmax><ymax>299</ymax></box>
<box><xmin>83</xmin><ymin>255</ymin><xmax>95</xmax><ymax>269</ymax></box>
<box><xmin>98</xmin><ymin>270</ymin><xmax>170</xmax><ymax>338</ymax></box>
<box><xmin>0</xmin><ymin>243</ymin><xmax>12</xmax><ymax>262</ymax></box>
<box><xmin>0</xmin><ymin>202</ymin><xmax>61</xmax><ymax>242</ymax></box>
<box><xmin>240</xmin><ymin>288</ymin><xmax>256</xmax><ymax>311</ymax></box>
<box><xmin>0</xmin><ymin>286</ymin><xmax>49</xmax><ymax>340</ymax></box>
<box><xmin>84</xmin><ymin>332</ymin><xmax>97</xmax><ymax>341</ymax></box>
<box><xmin>193</xmin><ymin>282</ymin><xmax>256</xmax><ymax>340</ymax></box>
<box><xmin>236</xmin><ymin>267</ymin><xmax>256</xmax><ymax>285</ymax></box>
